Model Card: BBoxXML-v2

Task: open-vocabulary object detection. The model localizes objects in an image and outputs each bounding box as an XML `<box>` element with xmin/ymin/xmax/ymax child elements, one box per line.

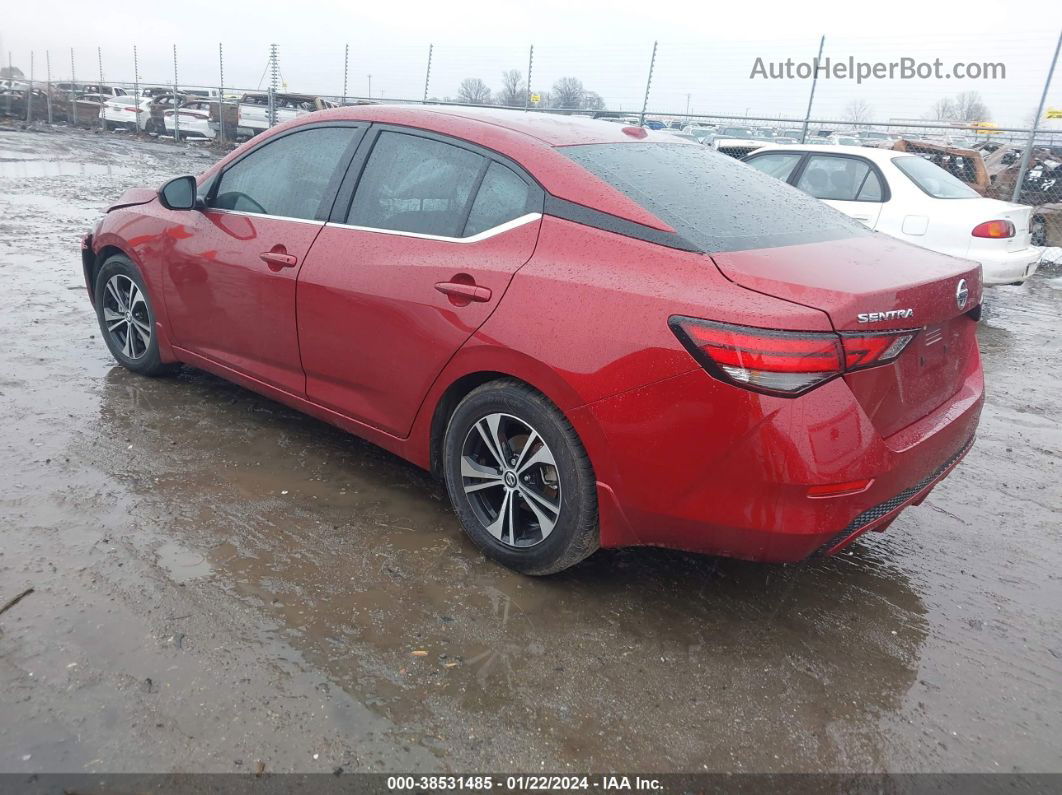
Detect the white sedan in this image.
<box><xmin>744</xmin><ymin>144</ymin><xmax>1042</xmax><ymax>285</ymax></box>
<box><xmin>101</xmin><ymin>95</ymin><xmax>152</xmax><ymax>131</ymax></box>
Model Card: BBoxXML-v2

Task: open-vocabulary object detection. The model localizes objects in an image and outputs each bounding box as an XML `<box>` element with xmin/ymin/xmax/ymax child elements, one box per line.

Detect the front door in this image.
<box><xmin>164</xmin><ymin>124</ymin><xmax>364</xmax><ymax>394</ymax></box>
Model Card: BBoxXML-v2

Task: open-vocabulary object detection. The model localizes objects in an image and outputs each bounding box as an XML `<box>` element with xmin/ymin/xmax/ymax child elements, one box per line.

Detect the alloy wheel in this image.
<box><xmin>460</xmin><ymin>412</ymin><xmax>562</xmax><ymax>548</ymax></box>
<box><xmin>102</xmin><ymin>274</ymin><xmax>151</xmax><ymax>360</ymax></box>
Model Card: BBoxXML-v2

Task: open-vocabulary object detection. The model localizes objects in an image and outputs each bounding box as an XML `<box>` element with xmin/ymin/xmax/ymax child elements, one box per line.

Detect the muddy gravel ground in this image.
<box><xmin>0</xmin><ymin>125</ymin><xmax>1059</xmax><ymax>775</ymax></box>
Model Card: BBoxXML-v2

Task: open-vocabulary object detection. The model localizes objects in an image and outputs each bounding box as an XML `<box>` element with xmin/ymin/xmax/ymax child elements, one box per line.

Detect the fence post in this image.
<box><xmin>97</xmin><ymin>46</ymin><xmax>105</xmax><ymax>131</ymax></box>
<box><xmin>69</xmin><ymin>48</ymin><xmax>76</xmax><ymax>126</ymax></box>
<box><xmin>26</xmin><ymin>51</ymin><xmax>34</xmax><ymax>123</ymax></box>
<box><xmin>45</xmin><ymin>49</ymin><xmax>52</xmax><ymax>124</ymax></box>
<box><xmin>173</xmin><ymin>44</ymin><xmax>180</xmax><ymax>141</ymax></box>
<box><xmin>639</xmin><ymin>41</ymin><xmax>658</xmax><ymax>126</ymax></box>
<box><xmin>1012</xmin><ymin>29</ymin><xmax>1061</xmax><ymax>203</ymax></box>
<box><xmin>268</xmin><ymin>43</ymin><xmax>278</xmax><ymax>127</ymax></box>
<box><xmin>342</xmin><ymin>43</ymin><xmax>349</xmax><ymax>105</ymax></box>
<box><xmin>423</xmin><ymin>43</ymin><xmax>432</xmax><ymax>103</ymax></box>
<box><xmin>218</xmin><ymin>43</ymin><xmax>226</xmax><ymax>146</ymax></box>
<box><xmin>800</xmin><ymin>35</ymin><xmax>825</xmax><ymax>144</ymax></box>
<box><xmin>524</xmin><ymin>45</ymin><xmax>533</xmax><ymax>111</ymax></box>
<box><xmin>132</xmin><ymin>44</ymin><xmax>140</xmax><ymax>132</ymax></box>
<box><xmin>5</xmin><ymin>53</ymin><xmax>11</xmax><ymax>118</ymax></box>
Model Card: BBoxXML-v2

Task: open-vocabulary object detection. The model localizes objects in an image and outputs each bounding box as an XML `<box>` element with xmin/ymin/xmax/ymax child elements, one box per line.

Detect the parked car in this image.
<box><xmin>81</xmin><ymin>107</ymin><xmax>984</xmax><ymax>575</ymax></box>
<box><xmin>236</xmin><ymin>92</ymin><xmax>338</xmax><ymax>138</ymax></box>
<box><xmin>856</xmin><ymin>130</ymin><xmax>897</xmax><ymax>148</ymax></box>
<box><xmin>162</xmin><ymin>99</ymin><xmax>217</xmax><ymax>140</ymax></box>
<box><xmin>827</xmin><ymin>134</ymin><xmax>863</xmax><ymax>146</ymax></box>
<box><xmin>143</xmin><ymin>93</ymin><xmax>186</xmax><ymax>135</ymax></box>
<box><xmin>70</xmin><ymin>93</ymin><xmax>110</xmax><ymax>126</ymax></box>
<box><xmin>642</xmin><ymin>119</ymin><xmax>666</xmax><ymax>130</ymax></box>
<box><xmin>706</xmin><ymin>127</ymin><xmax>765</xmax><ymax>158</ymax></box>
<box><xmin>681</xmin><ymin>124</ymin><xmax>716</xmax><ymax>141</ymax></box>
<box><xmin>101</xmin><ymin>95</ymin><xmax>151</xmax><ymax>130</ymax></box>
<box><xmin>744</xmin><ymin>144</ymin><xmax>1041</xmax><ymax>284</ymax></box>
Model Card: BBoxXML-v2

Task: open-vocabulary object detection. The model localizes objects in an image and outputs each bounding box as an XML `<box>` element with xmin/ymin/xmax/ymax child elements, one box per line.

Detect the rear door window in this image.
<box><xmin>795</xmin><ymin>155</ymin><xmax>879</xmax><ymax>202</ymax></box>
<box><xmin>210</xmin><ymin>126</ymin><xmax>358</xmax><ymax>220</ymax></box>
<box><xmin>347</xmin><ymin>131</ymin><xmax>485</xmax><ymax>237</ymax></box>
<box><xmin>464</xmin><ymin>162</ymin><xmax>532</xmax><ymax>236</ymax></box>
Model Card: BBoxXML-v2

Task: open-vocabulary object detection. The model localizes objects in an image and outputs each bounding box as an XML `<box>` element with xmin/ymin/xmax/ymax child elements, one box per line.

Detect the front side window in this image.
<box><xmin>745</xmin><ymin>152</ymin><xmax>803</xmax><ymax>181</ymax></box>
<box><xmin>211</xmin><ymin>126</ymin><xmax>357</xmax><ymax>220</ymax></box>
<box><xmin>348</xmin><ymin>132</ymin><xmax>485</xmax><ymax>237</ymax></box>
<box><xmin>892</xmin><ymin>155</ymin><xmax>979</xmax><ymax>199</ymax></box>
<box><xmin>464</xmin><ymin>162</ymin><xmax>532</xmax><ymax>236</ymax></box>
<box><xmin>795</xmin><ymin>155</ymin><xmax>881</xmax><ymax>202</ymax></box>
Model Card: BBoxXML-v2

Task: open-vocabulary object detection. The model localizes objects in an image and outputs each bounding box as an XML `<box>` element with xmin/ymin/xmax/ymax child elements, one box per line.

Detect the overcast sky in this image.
<box><xmin>4</xmin><ymin>0</ymin><xmax>1060</xmax><ymax>127</ymax></box>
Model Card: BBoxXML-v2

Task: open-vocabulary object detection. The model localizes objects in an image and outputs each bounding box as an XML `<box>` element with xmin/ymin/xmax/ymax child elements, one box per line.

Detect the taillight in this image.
<box><xmin>669</xmin><ymin>317</ymin><xmax>917</xmax><ymax>397</ymax></box>
<box><xmin>971</xmin><ymin>220</ymin><xmax>1015</xmax><ymax>238</ymax></box>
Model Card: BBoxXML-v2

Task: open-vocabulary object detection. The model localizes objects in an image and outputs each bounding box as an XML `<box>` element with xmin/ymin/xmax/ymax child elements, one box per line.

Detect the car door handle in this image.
<box><xmin>259</xmin><ymin>251</ymin><xmax>298</xmax><ymax>268</ymax></box>
<box><xmin>435</xmin><ymin>281</ymin><xmax>492</xmax><ymax>302</ymax></box>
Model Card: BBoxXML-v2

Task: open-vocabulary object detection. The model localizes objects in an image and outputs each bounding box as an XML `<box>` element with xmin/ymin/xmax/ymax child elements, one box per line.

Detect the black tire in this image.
<box><xmin>442</xmin><ymin>380</ymin><xmax>599</xmax><ymax>575</ymax></box>
<box><xmin>144</xmin><ymin>117</ymin><xmax>162</xmax><ymax>136</ymax></box>
<box><xmin>93</xmin><ymin>254</ymin><xmax>173</xmax><ymax>377</ymax></box>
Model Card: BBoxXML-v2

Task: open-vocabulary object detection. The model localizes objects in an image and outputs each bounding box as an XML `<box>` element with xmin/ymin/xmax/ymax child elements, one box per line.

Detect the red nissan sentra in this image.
<box><xmin>81</xmin><ymin>106</ymin><xmax>983</xmax><ymax>575</ymax></box>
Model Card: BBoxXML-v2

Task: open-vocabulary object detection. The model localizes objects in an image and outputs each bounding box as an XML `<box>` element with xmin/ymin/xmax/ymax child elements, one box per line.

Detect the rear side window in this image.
<box><xmin>893</xmin><ymin>155</ymin><xmax>979</xmax><ymax>199</ymax></box>
<box><xmin>561</xmin><ymin>142</ymin><xmax>867</xmax><ymax>252</ymax></box>
<box><xmin>348</xmin><ymin>131</ymin><xmax>485</xmax><ymax>237</ymax></box>
<box><xmin>795</xmin><ymin>155</ymin><xmax>882</xmax><ymax>202</ymax></box>
<box><xmin>211</xmin><ymin>126</ymin><xmax>356</xmax><ymax>220</ymax></box>
<box><xmin>464</xmin><ymin>162</ymin><xmax>531</xmax><ymax>236</ymax></box>
<box><xmin>745</xmin><ymin>152</ymin><xmax>803</xmax><ymax>181</ymax></box>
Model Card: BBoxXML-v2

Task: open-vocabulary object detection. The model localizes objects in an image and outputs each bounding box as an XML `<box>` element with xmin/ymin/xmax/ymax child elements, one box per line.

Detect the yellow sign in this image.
<box><xmin>530</xmin><ymin>93</ymin><xmax>541</xmax><ymax>104</ymax></box>
<box><xmin>1047</xmin><ymin>108</ymin><xmax>1062</xmax><ymax>120</ymax></box>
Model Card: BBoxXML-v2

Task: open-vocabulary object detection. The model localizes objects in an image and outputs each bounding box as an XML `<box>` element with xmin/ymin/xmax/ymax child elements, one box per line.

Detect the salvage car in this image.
<box><xmin>745</xmin><ymin>144</ymin><xmax>1041</xmax><ymax>285</ymax></box>
<box><xmin>101</xmin><ymin>94</ymin><xmax>151</xmax><ymax>130</ymax></box>
<box><xmin>81</xmin><ymin>107</ymin><xmax>984</xmax><ymax>574</ymax></box>
<box><xmin>236</xmin><ymin>92</ymin><xmax>338</xmax><ymax>138</ymax></box>
<box><xmin>162</xmin><ymin>99</ymin><xmax>217</xmax><ymax>140</ymax></box>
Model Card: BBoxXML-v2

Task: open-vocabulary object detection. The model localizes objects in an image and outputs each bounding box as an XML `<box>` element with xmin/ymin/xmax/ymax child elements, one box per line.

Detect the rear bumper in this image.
<box><xmin>572</xmin><ymin>348</ymin><xmax>984</xmax><ymax>562</ymax></box>
<box><xmin>977</xmin><ymin>247</ymin><xmax>1042</xmax><ymax>285</ymax></box>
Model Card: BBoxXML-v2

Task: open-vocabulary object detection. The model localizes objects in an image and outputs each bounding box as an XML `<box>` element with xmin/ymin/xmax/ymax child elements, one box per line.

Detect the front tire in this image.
<box><xmin>93</xmin><ymin>254</ymin><xmax>172</xmax><ymax>376</ymax></box>
<box><xmin>442</xmin><ymin>380</ymin><xmax>599</xmax><ymax>575</ymax></box>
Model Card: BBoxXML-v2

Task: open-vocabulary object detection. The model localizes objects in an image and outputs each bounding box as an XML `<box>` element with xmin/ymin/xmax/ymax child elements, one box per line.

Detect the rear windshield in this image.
<box><xmin>560</xmin><ymin>142</ymin><xmax>868</xmax><ymax>252</ymax></box>
<box><xmin>892</xmin><ymin>155</ymin><xmax>979</xmax><ymax>199</ymax></box>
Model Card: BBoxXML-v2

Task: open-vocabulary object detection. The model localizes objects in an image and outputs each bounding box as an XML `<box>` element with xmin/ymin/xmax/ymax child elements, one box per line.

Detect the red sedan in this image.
<box><xmin>81</xmin><ymin>106</ymin><xmax>984</xmax><ymax>574</ymax></box>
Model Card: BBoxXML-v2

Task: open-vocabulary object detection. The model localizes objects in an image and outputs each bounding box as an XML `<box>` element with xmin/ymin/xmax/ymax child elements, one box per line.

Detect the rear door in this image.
<box><xmin>297</xmin><ymin>126</ymin><xmax>544</xmax><ymax>436</ymax></box>
<box><xmin>791</xmin><ymin>153</ymin><xmax>886</xmax><ymax>228</ymax></box>
<box><xmin>164</xmin><ymin>123</ymin><xmax>365</xmax><ymax>394</ymax></box>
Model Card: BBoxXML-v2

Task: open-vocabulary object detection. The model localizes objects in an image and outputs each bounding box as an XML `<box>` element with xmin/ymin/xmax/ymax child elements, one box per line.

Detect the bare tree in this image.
<box><xmin>927</xmin><ymin>97</ymin><xmax>958</xmax><ymax>121</ymax></box>
<box><xmin>496</xmin><ymin>69</ymin><xmax>525</xmax><ymax>108</ymax></box>
<box><xmin>582</xmin><ymin>91</ymin><xmax>606</xmax><ymax>111</ymax></box>
<box><xmin>551</xmin><ymin>77</ymin><xmax>585</xmax><ymax>110</ymax></box>
<box><xmin>457</xmin><ymin>78</ymin><xmax>492</xmax><ymax>105</ymax></box>
<box><xmin>843</xmin><ymin>98</ymin><xmax>872</xmax><ymax>126</ymax></box>
<box><xmin>953</xmin><ymin>91</ymin><xmax>990</xmax><ymax>122</ymax></box>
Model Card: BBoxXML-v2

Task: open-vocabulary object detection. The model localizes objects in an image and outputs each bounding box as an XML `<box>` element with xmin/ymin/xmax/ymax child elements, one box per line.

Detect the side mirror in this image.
<box><xmin>158</xmin><ymin>175</ymin><xmax>202</xmax><ymax>211</ymax></box>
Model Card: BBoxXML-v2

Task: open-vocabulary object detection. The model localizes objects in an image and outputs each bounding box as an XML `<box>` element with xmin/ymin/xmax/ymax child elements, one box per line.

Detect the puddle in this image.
<box><xmin>155</xmin><ymin>542</ymin><xmax>214</xmax><ymax>583</ymax></box>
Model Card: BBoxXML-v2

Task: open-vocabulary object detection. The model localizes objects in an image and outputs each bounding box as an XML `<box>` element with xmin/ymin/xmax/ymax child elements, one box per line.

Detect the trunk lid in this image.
<box><xmin>712</xmin><ymin>234</ymin><xmax>982</xmax><ymax>438</ymax></box>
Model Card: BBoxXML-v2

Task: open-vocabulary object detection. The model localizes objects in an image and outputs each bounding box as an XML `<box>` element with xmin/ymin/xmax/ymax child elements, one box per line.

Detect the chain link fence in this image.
<box><xmin>2</xmin><ymin>33</ymin><xmax>1061</xmax><ymax>244</ymax></box>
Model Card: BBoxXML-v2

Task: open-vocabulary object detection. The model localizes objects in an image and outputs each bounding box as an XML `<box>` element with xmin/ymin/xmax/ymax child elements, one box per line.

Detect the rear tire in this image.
<box><xmin>442</xmin><ymin>380</ymin><xmax>599</xmax><ymax>575</ymax></box>
<box><xmin>93</xmin><ymin>254</ymin><xmax>174</xmax><ymax>377</ymax></box>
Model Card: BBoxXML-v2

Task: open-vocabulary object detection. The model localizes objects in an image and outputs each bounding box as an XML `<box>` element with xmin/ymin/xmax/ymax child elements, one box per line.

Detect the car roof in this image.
<box><xmin>311</xmin><ymin>104</ymin><xmax>689</xmax><ymax>147</ymax></box>
<box><xmin>750</xmin><ymin>143</ymin><xmax>903</xmax><ymax>162</ymax></box>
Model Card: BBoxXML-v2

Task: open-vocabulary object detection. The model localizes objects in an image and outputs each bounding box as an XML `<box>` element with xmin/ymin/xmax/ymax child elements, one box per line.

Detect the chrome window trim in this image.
<box><xmin>324</xmin><ymin>212</ymin><xmax>542</xmax><ymax>243</ymax></box>
<box><xmin>203</xmin><ymin>208</ymin><xmax>325</xmax><ymax>226</ymax></box>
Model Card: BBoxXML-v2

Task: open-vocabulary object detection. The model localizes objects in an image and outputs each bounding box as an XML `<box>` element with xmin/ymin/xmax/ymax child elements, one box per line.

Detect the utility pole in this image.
<box><xmin>367</xmin><ymin>73</ymin><xmax>372</xmax><ymax>99</ymax></box>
